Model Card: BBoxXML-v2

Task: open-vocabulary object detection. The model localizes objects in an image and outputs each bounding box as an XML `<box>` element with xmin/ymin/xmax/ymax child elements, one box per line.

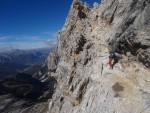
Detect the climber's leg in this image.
<box><xmin>108</xmin><ymin>58</ymin><xmax>113</xmax><ymax>69</ymax></box>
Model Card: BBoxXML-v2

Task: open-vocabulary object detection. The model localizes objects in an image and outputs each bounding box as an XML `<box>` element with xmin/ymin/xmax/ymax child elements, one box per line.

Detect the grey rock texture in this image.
<box><xmin>46</xmin><ymin>0</ymin><xmax>150</xmax><ymax>113</ymax></box>
<box><xmin>47</xmin><ymin>48</ymin><xmax>59</xmax><ymax>73</ymax></box>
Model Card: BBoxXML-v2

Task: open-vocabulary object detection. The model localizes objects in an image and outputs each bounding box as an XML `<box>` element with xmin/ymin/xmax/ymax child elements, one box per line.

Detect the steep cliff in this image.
<box><xmin>47</xmin><ymin>0</ymin><xmax>150</xmax><ymax>113</ymax></box>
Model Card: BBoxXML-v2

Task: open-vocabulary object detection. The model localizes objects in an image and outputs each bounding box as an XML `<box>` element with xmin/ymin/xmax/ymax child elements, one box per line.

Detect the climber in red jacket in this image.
<box><xmin>107</xmin><ymin>42</ymin><xmax>120</xmax><ymax>69</ymax></box>
<box><xmin>108</xmin><ymin>51</ymin><xmax>116</xmax><ymax>69</ymax></box>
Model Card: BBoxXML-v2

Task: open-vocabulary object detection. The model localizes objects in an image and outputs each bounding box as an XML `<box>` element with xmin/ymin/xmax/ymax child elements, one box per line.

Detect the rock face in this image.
<box><xmin>46</xmin><ymin>0</ymin><xmax>150</xmax><ymax>113</ymax></box>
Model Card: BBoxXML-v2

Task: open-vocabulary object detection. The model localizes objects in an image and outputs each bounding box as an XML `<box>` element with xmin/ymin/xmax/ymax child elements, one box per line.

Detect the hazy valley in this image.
<box><xmin>0</xmin><ymin>48</ymin><xmax>51</xmax><ymax>79</ymax></box>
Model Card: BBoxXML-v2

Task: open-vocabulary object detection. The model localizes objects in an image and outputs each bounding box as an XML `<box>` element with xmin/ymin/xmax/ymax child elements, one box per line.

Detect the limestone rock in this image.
<box><xmin>46</xmin><ymin>0</ymin><xmax>150</xmax><ymax>113</ymax></box>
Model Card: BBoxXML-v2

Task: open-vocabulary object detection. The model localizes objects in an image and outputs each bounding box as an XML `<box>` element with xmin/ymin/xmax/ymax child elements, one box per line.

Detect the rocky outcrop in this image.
<box><xmin>23</xmin><ymin>48</ymin><xmax>59</xmax><ymax>82</ymax></box>
<box><xmin>47</xmin><ymin>48</ymin><xmax>59</xmax><ymax>73</ymax></box>
<box><xmin>46</xmin><ymin>0</ymin><xmax>150</xmax><ymax>113</ymax></box>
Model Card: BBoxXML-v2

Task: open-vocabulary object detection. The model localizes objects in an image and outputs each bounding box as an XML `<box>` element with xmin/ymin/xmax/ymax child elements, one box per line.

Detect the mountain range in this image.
<box><xmin>0</xmin><ymin>48</ymin><xmax>51</xmax><ymax>79</ymax></box>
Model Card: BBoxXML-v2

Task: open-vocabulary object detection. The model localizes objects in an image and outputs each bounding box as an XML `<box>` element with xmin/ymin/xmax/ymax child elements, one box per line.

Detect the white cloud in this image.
<box><xmin>44</xmin><ymin>39</ymin><xmax>57</xmax><ymax>47</ymax></box>
<box><xmin>14</xmin><ymin>42</ymin><xmax>49</xmax><ymax>49</ymax></box>
<box><xmin>41</xmin><ymin>31</ymin><xmax>57</xmax><ymax>38</ymax></box>
<box><xmin>0</xmin><ymin>34</ymin><xmax>58</xmax><ymax>50</ymax></box>
<box><xmin>0</xmin><ymin>35</ymin><xmax>44</xmax><ymax>41</ymax></box>
<box><xmin>12</xmin><ymin>35</ymin><xmax>44</xmax><ymax>42</ymax></box>
<box><xmin>0</xmin><ymin>41</ymin><xmax>50</xmax><ymax>50</ymax></box>
<box><xmin>0</xmin><ymin>36</ymin><xmax>12</xmax><ymax>41</ymax></box>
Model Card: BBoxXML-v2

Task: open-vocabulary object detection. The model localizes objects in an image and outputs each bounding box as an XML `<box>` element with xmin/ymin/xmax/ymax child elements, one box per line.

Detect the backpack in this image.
<box><xmin>109</xmin><ymin>52</ymin><xmax>115</xmax><ymax>58</ymax></box>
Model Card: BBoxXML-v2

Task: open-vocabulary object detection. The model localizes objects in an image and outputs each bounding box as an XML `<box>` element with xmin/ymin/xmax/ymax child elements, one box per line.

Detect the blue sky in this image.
<box><xmin>0</xmin><ymin>0</ymin><xmax>101</xmax><ymax>50</ymax></box>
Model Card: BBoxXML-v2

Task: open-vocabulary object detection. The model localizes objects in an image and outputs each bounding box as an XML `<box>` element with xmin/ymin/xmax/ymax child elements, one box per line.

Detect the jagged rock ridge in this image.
<box><xmin>46</xmin><ymin>0</ymin><xmax>150</xmax><ymax>113</ymax></box>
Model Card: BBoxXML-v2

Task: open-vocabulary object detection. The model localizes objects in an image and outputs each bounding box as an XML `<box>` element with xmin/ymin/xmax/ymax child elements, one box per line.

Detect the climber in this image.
<box><xmin>108</xmin><ymin>43</ymin><xmax>118</xmax><ymax>69</ymax></box>
<box><xmin>108</xmin><ymin>51</ymin><xmax>116</xmax><ymax>69</ymax></box>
